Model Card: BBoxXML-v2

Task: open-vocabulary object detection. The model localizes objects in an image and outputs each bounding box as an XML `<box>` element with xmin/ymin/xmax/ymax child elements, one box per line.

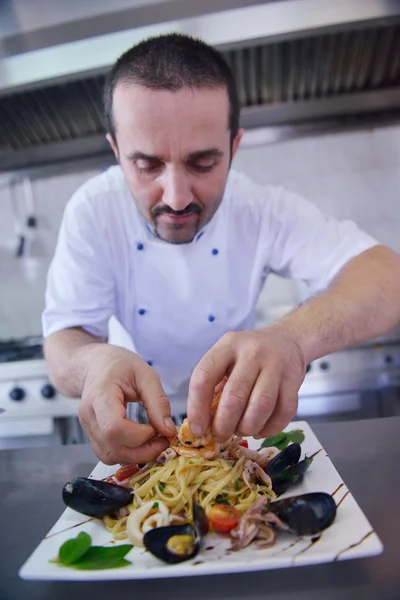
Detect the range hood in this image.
<box><xmin>1</xmin><ymin>0</ymin><xmax>400</xmax><ymax>171</ymax></box>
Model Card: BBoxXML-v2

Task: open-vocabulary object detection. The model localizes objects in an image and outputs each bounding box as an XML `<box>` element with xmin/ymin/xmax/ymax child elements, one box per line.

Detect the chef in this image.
<box><xmin>43</xmin><ymin>33</ymin><xmax>400</xmax><ymax>466</ymax></box>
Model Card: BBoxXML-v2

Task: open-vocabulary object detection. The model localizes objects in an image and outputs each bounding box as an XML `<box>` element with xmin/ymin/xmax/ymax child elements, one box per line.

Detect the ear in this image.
<box><xmin>231</xmin><ymin>128</ymin><xmax>244</xmax><ymax>160</ymax></box>
<box><xmin>106</xmin><ymin>133</ymin><xmax>119</xmax><ymax>162</ymax></box>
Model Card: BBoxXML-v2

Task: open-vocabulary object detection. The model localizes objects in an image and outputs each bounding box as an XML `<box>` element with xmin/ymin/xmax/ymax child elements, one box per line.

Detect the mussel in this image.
<box><xmin>62</xmin><ymin>477</ymin><xmax>132</xmax><ymax>518</ymax></box>
<box><xmin>267</xmin><ymin>492</ymin><xmax>337</xmax><ymax>536</ymax></box>
<box><xmin>143</xmin><ymin>502</ymin><xmax>208</xmax><ymax>564</ymax></box>
<box><xmin>264</xmin><ymin>443</ymin><xmax>313</xmax><ymax>496</ymax></box>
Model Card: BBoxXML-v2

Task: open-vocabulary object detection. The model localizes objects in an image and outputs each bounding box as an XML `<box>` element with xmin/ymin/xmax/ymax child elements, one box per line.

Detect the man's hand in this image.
<box><xmin>187</xmin><ymin>326</ymin><xmax>306</xmax><ymax>441</ymax></box>
<box><xmin>79</xmin><ymin>345</ymin><xmax>176</xmax><ymax>465</ymax></box>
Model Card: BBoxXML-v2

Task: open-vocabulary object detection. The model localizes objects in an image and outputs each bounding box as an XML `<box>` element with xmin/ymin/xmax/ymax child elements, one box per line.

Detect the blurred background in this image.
<box><xmin>0</xmin><ymin>0</ymin><xmax>400</xmax><ymax>449</ymax></box>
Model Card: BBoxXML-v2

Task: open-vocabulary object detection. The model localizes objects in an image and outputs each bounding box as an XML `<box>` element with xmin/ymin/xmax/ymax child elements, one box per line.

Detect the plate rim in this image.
<box><xmin>19</xmin><ymin>420</ymin><xmax>384</xmax><ymax>581</ymax></box>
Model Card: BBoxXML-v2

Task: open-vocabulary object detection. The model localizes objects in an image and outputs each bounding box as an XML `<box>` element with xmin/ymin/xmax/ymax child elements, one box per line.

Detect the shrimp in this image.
<box><xmin>170</xmin><ymin>376</ymin><xmax>228</xmax><ymax>459</ymax></box>
<box><xmin>170</xmin><ymin>419</ymin><xmax>220</xmax><ymax>458</ymax></box>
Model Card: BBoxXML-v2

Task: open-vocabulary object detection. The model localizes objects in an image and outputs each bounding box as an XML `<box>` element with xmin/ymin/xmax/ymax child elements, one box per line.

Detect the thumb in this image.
<box><xmin>134</xmin><ymin>365</ymin><xmax>176</xmax><ymax>437</ymax></box>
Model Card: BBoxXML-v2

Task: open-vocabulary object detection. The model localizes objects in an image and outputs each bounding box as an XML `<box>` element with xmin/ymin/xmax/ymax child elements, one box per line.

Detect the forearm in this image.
<box><xmin>274</xmin><ymin>245</ymin><xmax>400</xmax><ymax>364</ymax></box>
<box><xmin>43</xmin><ymin>327</ymin><xmax>105</xmax><ymax>397</ymax></box>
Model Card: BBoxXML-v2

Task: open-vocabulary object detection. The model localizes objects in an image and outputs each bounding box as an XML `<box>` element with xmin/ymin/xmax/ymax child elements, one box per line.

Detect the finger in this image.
<box><xmin>81</xmin><ymin>403</ymin><xmax>169</xmax><ymax>465</ymax></box>
<box><xmin>100</xmin><ymin>436</ymin><xmax>170</xmax><ymax>465</ymax></box>
<box><xmin>256</xmin><ymin>380</ymin><xmax>299</xmax><ymax>439</ymax></box>
<box><xmin>134</xmin><ymin>365</ymin><xmax>176</xmax><ymax>437</ymax></box>
<box><xmin>187</xmin><ymin>341</ymin><xmax>235</xmax><ymax>436</ymax></box>
<box><xmin>93</xmin><ymin>384</ymin><xmax>158</xmax><ymax>448</ymax></box>
<box><xmin>211</xmin><ymin>361</ymin><xmax>260</xmax><ymax>441</ymax></box>
<box><xmin>235</xmin><ymin>367</ymin><xmax>281</xmax><ymax>437</ymax></box>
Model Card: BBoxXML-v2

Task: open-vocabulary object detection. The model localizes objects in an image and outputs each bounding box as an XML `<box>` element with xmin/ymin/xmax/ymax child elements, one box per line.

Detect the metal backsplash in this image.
<box><xmin>1</xmin><ymin>21</ymin><xmax>400</xmax><ymax>170</ymax></box>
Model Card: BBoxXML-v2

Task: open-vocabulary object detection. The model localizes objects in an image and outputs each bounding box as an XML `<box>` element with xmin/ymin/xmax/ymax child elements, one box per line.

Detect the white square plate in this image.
<box><xmin>19</xmin><ymin>421</ymin><xmax>383</xmax><ymax>580</ymax></box>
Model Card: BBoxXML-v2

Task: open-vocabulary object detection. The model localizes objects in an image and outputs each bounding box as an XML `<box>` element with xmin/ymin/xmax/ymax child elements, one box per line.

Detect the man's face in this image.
<box><xmin>108</xmin><ymin>84</ymin><xmax>242</xmax><ymax>244</ymax></box>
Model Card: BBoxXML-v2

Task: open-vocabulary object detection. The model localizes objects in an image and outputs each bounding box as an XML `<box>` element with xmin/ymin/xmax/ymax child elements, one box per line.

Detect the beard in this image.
<box><xmin>151</xmin><ymin>202</ymin><xmax>204</xmax><ymax>244</ymax></box>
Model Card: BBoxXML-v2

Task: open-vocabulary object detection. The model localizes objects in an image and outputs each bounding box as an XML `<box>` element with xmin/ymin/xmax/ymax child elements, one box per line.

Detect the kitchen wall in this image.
<box><xmin>0</xmin><ymin>169</ymin><xmax>100</xmax><ymax>339</ymax></box>
<box><xmin>0</xmin><ymin>123</ymin><xmax>399</xmax><ymax>339</ymax></box>
<box><xmin>234</xmin><ymin>123</ymin><xmax>400</xmax><ymax>326</ymax></box>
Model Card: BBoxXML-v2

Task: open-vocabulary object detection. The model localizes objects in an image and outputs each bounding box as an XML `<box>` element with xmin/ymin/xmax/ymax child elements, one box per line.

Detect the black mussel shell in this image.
<box><xmin>143</xmin><ymin>524</ymin><xmax>199</xmax><ymax>564</ymax></box>
<box><xmin>193</xmin><ymin>502</ymin><xmax>209</xmax><ymax>537</ymax></box>
<box><xmin>264</xmin><ymin>443</ymin><xmax>301</xmax><ymax>479</ymax></box>
<box><xmin>143</xmin><ymin>502</ymin><xmax>209</xmax><ymax>564</ymax></box>
<box><xmin>270</xmin><ymin>455</ymin><xmax>313</xmax><ymax>496</ymax></box>
<box><xmin>268</xmin><ymin>492</ymin><xmax>337</xmax><ymax>536</ymax></box>
<box><xmin>62</xmin><ymin>477</ymin><xmax>132</xmax><ymax>518</ymax></box>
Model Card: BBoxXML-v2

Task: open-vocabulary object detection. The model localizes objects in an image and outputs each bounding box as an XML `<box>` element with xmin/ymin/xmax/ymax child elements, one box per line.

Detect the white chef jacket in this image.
<box><xmin>42</xmin><ymin>166</ymin><xmax>378</xmax><ymax>416</ymax></box>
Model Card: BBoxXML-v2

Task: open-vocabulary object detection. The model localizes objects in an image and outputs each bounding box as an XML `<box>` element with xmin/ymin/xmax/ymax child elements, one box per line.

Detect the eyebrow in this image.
<box><xmin>187</xmin><ymin>149</ymin><xmax>224</xmax><ymax>161</ymax></box>
<box><xmin>127</xmin><ymin>148</ymin><xmax>224</xmax><ymax>162</ymax></box>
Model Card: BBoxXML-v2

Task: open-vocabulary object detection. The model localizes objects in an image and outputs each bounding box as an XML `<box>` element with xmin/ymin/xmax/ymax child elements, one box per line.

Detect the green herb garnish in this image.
<box><xmin>58</xmin><ymin>531</ymin><xmax>91</xmax><ymax>565</ymax></box>
<box><xmin>215</xmin><ymin>493</ymin><xmax>230</xmax><ymax>505</ymax></box>
<box><xmin>158</xmin><ymin>482</ymin><xmax>166</xmax><ymax>492</ymax></box>
<box><xmin>152</xmin><ymin>502</ymin><xmax>159</xmax><ymax>509</ymax></box>
<box><xmin>51</xmin><ymin>532</ymin><xmax>133</xmax><ymax>571</ymax></box>
<box><xmin>71</xmin><ymin>546</ymin><xmax>133</xmax><ymax>571</ymax></box>
<box><xmin>261</xmin><ymin>429</ymin><xmax>305</xmax><ymax>450</ymax></box>
<box><xmin>235</xmin><ymin>479</ymin><xmax>241</xmax><ymax>491</ymax></box>
<box><xmin>184</xmin><ymin>441</ymin><xmax>193</xmax><ymax>445</ymax></box>
<box><xmin>261</xmin><ymin>431</ymin><xmax>287</xmax><ymax>449</ymax></box>
<box><xmin>286</xmin><ymin>429</ymin><xmax>305</xmax><ymax>445</ymax></box>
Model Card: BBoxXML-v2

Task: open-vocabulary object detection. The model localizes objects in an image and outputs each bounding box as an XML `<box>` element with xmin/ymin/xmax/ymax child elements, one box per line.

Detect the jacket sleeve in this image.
<box><xmin>261</xmin><ymin>185</ymin><xmax>379</xmax><ymax>294</ymax></box>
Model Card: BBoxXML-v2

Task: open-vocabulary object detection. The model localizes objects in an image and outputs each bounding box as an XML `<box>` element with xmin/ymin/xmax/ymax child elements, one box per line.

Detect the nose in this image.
<box><xmin>162</xmin><ymin>167</ymin><xmax>193</xmax><ymax>211</ymax></box>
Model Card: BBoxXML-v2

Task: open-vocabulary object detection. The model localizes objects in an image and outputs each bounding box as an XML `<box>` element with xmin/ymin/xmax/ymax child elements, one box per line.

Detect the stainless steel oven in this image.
<box><xmin>0</xmin><ymin>337</ymin><xmax>84</xmax><ymax>449</ymax></box>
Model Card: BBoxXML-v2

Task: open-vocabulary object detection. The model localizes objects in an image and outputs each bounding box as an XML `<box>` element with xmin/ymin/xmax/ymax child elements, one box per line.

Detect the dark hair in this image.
<box><xmin>104</xmin><ymin>33</ymin><xmax>240</xmax><ymax>146</ymax></box>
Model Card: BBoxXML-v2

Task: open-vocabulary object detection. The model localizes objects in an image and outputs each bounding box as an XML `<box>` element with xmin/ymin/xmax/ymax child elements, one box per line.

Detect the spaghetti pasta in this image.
<box><xmin>104</xmin><ymin>379</ymin><xmax>277</xmax><ymax>546</ymax></box>
<box><xmin>104</xmin><ymin>453</ymin><xmax>276</xmax><ymax>544</ymax></box>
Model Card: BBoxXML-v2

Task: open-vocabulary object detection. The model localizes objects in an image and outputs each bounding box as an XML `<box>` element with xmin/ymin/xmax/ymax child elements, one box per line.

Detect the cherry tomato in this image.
<box><xmin>239</xmin><ymin>440</ymin><xmax>249</xmax><ymax>448</ymax></box>
<box><xmin>209</xmin><ymin>503</ymin><xmax>240</xmax><ymax>534</ymax></box>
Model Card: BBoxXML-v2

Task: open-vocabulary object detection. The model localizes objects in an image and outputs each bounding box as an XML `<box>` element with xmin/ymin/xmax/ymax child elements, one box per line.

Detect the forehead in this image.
<box><xmin>112</xmin><ymin>84</ymin><xmax>230</xmax><ymax>156</ymax></box>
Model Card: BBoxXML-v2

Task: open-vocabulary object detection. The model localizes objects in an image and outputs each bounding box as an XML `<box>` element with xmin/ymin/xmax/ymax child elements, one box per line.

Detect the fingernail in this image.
<box><xmin>190</xmin><ymin>423</ymin><xmax>203</xmax><ymax>436</ymax></box>
<box><xmin>164</xmin><ymin>417</ymin><xmax>177</xmax><ymax>432</ymax></box>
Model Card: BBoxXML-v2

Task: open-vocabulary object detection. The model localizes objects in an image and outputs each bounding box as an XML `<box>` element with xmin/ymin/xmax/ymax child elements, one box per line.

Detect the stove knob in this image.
<box><xmin>9</xmin><ymin>387</ymin><xmax>26</xmax><ymax>401</ymax></box>
<box><xmin>41</xmin><ymin>384</ymin><xmax>56</xmax><ymax>399</ymax></box>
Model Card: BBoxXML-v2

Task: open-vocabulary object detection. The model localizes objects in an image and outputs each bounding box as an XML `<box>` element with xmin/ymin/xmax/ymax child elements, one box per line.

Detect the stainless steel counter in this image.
<box><xmin>1</xmin><ymin>417</ymin><xmax>399</xmax><ymax>600</ymax></box>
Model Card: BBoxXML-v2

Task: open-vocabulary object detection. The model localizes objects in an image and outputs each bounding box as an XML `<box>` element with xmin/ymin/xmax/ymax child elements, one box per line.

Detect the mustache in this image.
<box><xmin>151</xmin><ymin>203</ymin><xmax>202</xmax><ymax>218</ymax></box>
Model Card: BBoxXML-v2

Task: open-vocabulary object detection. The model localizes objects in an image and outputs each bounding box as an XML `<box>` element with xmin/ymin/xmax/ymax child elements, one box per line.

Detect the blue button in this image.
<box><xmin>147</xmin><ymin>360</ymin><xmax>153</xmax><ymax>366</ymax></box>
<box><xmin>137</xmin><ymin>243</ymin><xmax>144</xmax><ymax>250</ymax></box>
<box><xmin>212</xmin><ymin>248</ymin><xmax>219</xmax><ymax>255</ymax></box>
<box><xmin>138</xmin><ymin>308</ymin><xmax>146</xmax><ymax>315</ymax></box>
<box><xmin>208</xmin><ymin>315</ymin><xmax>215</xmax><ymax>322</ymax></box>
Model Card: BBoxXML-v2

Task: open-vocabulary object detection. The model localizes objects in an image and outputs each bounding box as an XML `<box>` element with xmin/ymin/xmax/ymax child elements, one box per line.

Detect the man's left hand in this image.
<box><xmin>187</xmin><ymin>326</ymin><xmax>307</xmax><ymax>441</ymax></box>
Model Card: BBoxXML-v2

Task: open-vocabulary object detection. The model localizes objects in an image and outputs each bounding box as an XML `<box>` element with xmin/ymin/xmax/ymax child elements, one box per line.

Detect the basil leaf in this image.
<box><xmin>286</xmin><ymin>429</ymin><xmax>305</xmax><ymax>445</ymax></box>
<box><xmin>73</xmin><ymin>558</ymin><xmax>132</xmax><ymax>570</ymax></box>
<box><xmin>261</xmin><ymin>430</ymin><xmax>305</xmax><ymax>450</ymax></box>
<box><xmin>58</xmin><ymin>532</ymin><xmax>92</xmax><ymax>565</ymax></box>
<box><xmin>152</xmin><ymin>502</ymin><xmax>159</xmax><ymax>509</ymax></box>
<box><xmin>261</xmin><ymin>432</ymin><xmax>287</xmax><ymax>448</ymax></box>
<box><xmin>72</xmin><ymin>546</ymin><xmax>133</xmax><ymax>570</ymax></box>
<box><xmin>158</xmin><ymin>482</ymin><xmax>166</xmax><ymax>492</ymax></box>
<box><xmin>275</xmin><ymin>438</ymin><xmax>289</xmax><ymax>450</ymax></box>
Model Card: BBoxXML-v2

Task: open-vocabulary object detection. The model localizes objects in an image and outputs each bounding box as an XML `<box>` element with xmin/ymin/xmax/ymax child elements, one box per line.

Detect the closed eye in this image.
<box><xmin>135</xmin><ymin>158</ymin><xmax>163</xmax><ymax>173</ymax></box>
<box><xmin>191</xmin><ymin>163</ymin><xmax>214</xmax><ymax>173</ymax></box>
<box><xmin>189</xmin><ymin>159</ymin><xmax>217</xmax><ymax>173</ymax></box>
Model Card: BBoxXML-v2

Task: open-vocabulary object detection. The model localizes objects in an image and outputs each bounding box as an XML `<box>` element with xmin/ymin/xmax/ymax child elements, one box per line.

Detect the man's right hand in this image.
<box><xmin>78</xmin><ymin>345</ymin><xmax>176</xmax><ymax>465</ymax></box>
